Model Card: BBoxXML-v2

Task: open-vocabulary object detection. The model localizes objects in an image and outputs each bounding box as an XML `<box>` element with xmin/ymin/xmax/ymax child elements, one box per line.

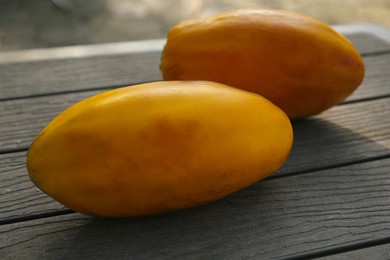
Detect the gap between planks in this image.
<box><xmin>279</xmin><ymin>236</ymin><xmax>390</xmax><ymax>260</ymax></box>
<box><xmin>0</xmin><ymin>209</ymin><xmax>74</xmax><ymax>226</ymax></box>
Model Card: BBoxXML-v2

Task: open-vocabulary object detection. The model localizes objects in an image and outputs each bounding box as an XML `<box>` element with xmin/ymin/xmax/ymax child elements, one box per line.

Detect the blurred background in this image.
<box><xmin>1</xmin><ymin>0</ymin><xmax>390</xmax><ymax>52</ymax></box>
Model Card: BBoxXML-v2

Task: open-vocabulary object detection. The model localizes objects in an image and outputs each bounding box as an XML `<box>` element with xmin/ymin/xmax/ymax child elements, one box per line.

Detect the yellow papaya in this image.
<box><xmin>160</xmin><ymin>9</ymin><xmax>365</xmax><ymax>120</ymax></box>
<box><xmin>26</xmin><ymin>81</ymin><xmax>293</xmax><ymax>217</ymax></box>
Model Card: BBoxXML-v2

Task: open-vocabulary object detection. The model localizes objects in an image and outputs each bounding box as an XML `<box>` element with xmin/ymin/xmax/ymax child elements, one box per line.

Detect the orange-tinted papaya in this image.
<box><xmin>27</xmin><ymin>81</ymin><xmax>293</xmax><ymax>217</ymax></box>
<box><xmin>160</xmin><ymin>9</ymin><xmax>365</xmax><ymax>120</ymax></box>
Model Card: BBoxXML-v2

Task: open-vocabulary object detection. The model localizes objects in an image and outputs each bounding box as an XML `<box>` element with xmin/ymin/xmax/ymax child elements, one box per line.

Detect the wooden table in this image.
<box><xmin>1</xmin><ymin>24</ymin><xmax>390</xmax><ymax>259</ymax></box>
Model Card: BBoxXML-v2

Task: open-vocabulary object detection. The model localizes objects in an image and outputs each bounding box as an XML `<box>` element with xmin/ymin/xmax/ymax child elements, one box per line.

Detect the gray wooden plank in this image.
<box><xmin>0</xmin><ymin>45</ymin><xmax>388</xmax><ymax>105</ymax></box>
<box><xmin>347</xmin><ymin>52</ymin><xmax>390</xmax><ymax>102</ymax></box>
<box><xmin>323</xmin><ymin>243</ymin><xmax>390</xmax><ymax>260</ymax></box>
<box><xmin>0</xmin><ymin>151</ymin><xmax>67</xmax><ymax>223</ymax></box>
<box><xmin>1</xmin><ymin>87</ymin><xmax>389</xmax><ymax>167</ymax></box>
<box><xmin>0</xmin><ymin>97</ymin><xmax>389</xmax><ymax>226</ymax></box>
<box><xmin>0</xmin><ymin>35</ymin><xmax>389</xmax><ymax>224</ymax></box>
<box><xmin>0</xmin><ymin>51</ymin><xmax>162</xmax><ymax>100</ymax></box>
<box><xmin>1</xmin><ymin>158</ymin><xmax>390</xmax><ymax>259</ymax></box>
<box><xmin>0</xmin><ymin>33</ymin><xmax>389</xmax><ymax>100</ymax></box>
<box><xmin>0</xmin><ymin>90</ymin><xmax>101</xmax><ymax>152</ymax></box>
<box><xmin>334</xmin><ymin>24</ymin><xmax>390</xmax><ymax>46</ymax></box>
<box><xmin>279</xmin><ymin>97</ymin><xmax>390</xmax><ymax>175</ymax></box>
<box><xmin>0</xmin><ymin>51</ymin><xmax>389</xmax><ymax>152</ymax></box>
<box><xmin>346</xmin><ymin>33</ymin><xmax>390</xmax><ymax>54</ymax></box>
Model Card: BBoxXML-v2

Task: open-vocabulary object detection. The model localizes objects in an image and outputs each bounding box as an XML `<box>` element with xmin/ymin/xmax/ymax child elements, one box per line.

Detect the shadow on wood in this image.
<box><xmin>21</xmin><ymin>118</ymin><xmax>389</xmax><ymax>259</ymax></box>
<box><xmin>278</xmin><ymin>115</ymin><xmax>390</xmax><ymax>177</ymax></box>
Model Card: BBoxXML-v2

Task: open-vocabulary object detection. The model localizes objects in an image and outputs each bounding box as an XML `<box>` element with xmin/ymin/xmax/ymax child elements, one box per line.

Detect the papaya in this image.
<box><xmin>26</xmin><ymin>81</ymin><xmax>293</xmax><ymax>217</ymax></box>
<box><xmin>160</xmin><ymin>9</ymin><xmax>365</xmax><ymax>120</ymax></box>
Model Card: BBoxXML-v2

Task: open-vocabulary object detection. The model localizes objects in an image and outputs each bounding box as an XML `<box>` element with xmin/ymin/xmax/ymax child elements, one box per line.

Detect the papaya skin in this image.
<box><xmin>160</xmin><ymin>9</ymin><xmax>365</xmax><ymax>120</ymax></box>
<box><xmin>26</xmin><ymin>81</ymin><xmax>293</xmax><ymax>217</ymax></box>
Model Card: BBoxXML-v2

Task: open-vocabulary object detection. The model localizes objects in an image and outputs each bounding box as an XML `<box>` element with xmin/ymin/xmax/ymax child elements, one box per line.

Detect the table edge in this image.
<box><xmin>0</xmin><ymin>23</ymin><xmax>389</xmax><ymax>64</ymax></box>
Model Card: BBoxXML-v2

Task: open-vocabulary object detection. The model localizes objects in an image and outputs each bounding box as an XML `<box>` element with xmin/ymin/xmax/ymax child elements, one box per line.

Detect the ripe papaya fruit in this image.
<box><xmin>27</xmin><ymin>81</ymin><xmax>293</xmax><ymax>217</ymax></box>
<box><xmin>160</xmin><ymin>9</ymin><xmax>365</xmax><ymax>120</ymax></box>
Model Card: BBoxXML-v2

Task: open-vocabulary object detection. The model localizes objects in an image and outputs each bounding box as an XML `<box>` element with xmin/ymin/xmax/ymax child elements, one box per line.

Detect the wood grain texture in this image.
<box><xmin>0</xmin><ymin>33</ymin><xmax>389</xmax><ymax>100</ymax></box>
<box><xmin>1</xmin><ymin>51</ymin><xmax>389</xmax><ymax>152</ymax></box>
<box><xmin>0</xmin><ymin>151</ymin><xmax>67</xmax><ymax>222</ymax></box>
<box><xmin>1</xmin><ymin>89</ymin><xmax>389</xmax><ymax>167</ymax></box>
<box><xmin>279</xmin><ymin>97</ymin><xmax>390</xmax><ymax>176</ymax></box>
<box><xmin>347</xmin><ymin>52</ymin><xmax>390</xmax><ymax>102</ymax></box>
<box><xmin>1</xmin><ymin>158</ymin><xmax>390</xmax><ymax>259</ymax></box>
<box><xmin>323</xmin><ymin>243</ymin><xmax>390</xmax><ymax>260</ymax></box>
<box><xmin>0</xmin><ymin>41</ymin><xmax>389</xmax><ymax>224</ymax></box>
<box><xmin>1</xmin><ymin>31</ymin><xmax>390</xmax><ymax>259</ymax></box>
<box><xmin>0</xmin><ymin>51</ymin><xmax>162</xmax><ymax>100</ymax></box>
<box><xmin>0</xmin><ymin>90</ymin><xmax>101</xmax><ymax>152</ymax></box>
